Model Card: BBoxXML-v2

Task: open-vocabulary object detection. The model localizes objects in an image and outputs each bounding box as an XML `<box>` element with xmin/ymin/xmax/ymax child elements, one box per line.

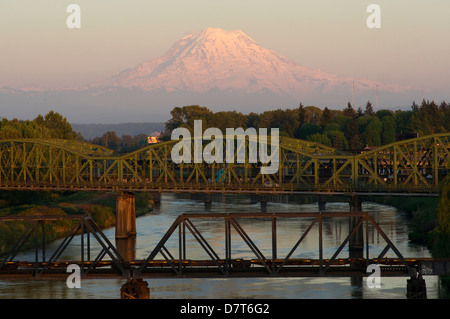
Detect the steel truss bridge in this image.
<box><xmin>0</xmin><ymin>133</ymin><xmax>448</xmax><ymax>195</ymax></box>
<box><xmin>1</xmin><ymin>213</ymin><xmax>450</xmax><ymax>280</ymax></box>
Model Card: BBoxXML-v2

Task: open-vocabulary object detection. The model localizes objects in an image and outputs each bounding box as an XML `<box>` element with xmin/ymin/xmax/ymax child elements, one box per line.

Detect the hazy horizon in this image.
<box><xmin>1</xmin><ymin>1</ymin><xmax>449</xmax><ymax>123</ymax></box>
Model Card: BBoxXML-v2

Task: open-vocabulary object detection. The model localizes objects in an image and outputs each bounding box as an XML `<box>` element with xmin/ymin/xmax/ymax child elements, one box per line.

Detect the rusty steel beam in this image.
<box><xmin>134</xmin><ymin>212</ymin><xmax>418</xmax><ymax>278</ymax></box>
<box><xmin>0</xmin><ymin>215</ymin><xmax>127</xmax><ymax>278</ymax></box>
<box><xmin>2</xmin><ymin>213</ymin><xmax>450</xmax><ymax>280</ymax></box>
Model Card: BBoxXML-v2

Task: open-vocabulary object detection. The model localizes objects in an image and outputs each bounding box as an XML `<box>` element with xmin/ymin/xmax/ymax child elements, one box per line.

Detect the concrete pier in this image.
<box><xmin>318</xmin><ymin>195</ymin><xmax>326</xmax><ymax>211</ymax></box>
<box><xmin>115</xmin><ymin>237</ymin><xmax>136</xmax><ymax>261</ymax></box>
<box><xmin>121</xmin><ymin>279</ymin><xmax>150</xmax><ymax>299</ymax></box>
<box><xmin>152</xmin><ymin>192</ymin><xmax>161</xmax><ymax>204</ymax></box>
<box><xmin>115</xmin><ymin>192</ymin><xmax>136</xmax><ymax>239</ymax></box>
<box><xmin>349</xmin><ymin>195</ymin><xmax>364</xmax><ymax>250</ymax></box>
<box><xmin>407</xmin><ymin>273</ymin><xmax>427</xmax><ymax>299</ymax></box>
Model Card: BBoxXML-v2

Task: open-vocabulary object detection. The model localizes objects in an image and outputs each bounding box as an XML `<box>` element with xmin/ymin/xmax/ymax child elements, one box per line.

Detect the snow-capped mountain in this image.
<box><xmin>90</xmin><ymin>27</ymin><xmax>399</xmax><ymax>98</ymax></box>
<box><xmin>1</xmin><ymin>27</ymin><xmax>419</xmax><ymax>123</ymax></box>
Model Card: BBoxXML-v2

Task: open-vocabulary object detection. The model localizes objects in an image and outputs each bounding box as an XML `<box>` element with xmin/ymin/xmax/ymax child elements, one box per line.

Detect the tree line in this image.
<box><xmin>163</xmin><ymin>100</ymin><xmax>450</xmax><ymax>151</ymax></box>
<box><xmin>0</xmin><ymin>111</ymin><xmax>79</xmax><ymax>140</ymax></box>
<box><xmin>0</xmin><ymin>111</ymin><xmax>150</xmax><ymax>153</ymax></box>
<box><xmin>1</xmin><ymin>99</ymin><xmax>448</xmax><ymax>153</ymax></box>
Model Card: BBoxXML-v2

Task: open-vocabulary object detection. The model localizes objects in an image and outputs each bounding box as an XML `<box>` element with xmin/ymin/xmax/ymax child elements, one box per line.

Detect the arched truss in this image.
<box><xmin>0</xmin><ymin>134</ymin><xmax>447</xmax><ymax>194</ymax></box>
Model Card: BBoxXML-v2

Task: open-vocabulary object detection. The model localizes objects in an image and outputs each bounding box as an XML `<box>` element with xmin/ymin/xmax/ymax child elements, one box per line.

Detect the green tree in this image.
<box><xmin>34</xmin><ymin>111</ymin><xmax>77</xmax><ymax>139</ymax></box>
<box><xmin>245</xmin><ymin>112</ymin><xmax>260</xmax><ymax>128</ymax></box>
<box><xmin>327</xmin><ymin>130</ymin><xmax>348</xmax><ymax>150</ymax></box>
<box><xmin>303</xmin><ymin>106</ymin><xmax>322</xmax><ymax>124</ymax></box>
<box><xmin>320</xmin><ymin>107</ymin><xmax>333</xmax><ymax>127</ymax></box>
<box><xmin>364</xmin><ymin>101</ymin><xmax>375</xmax><ymax>117</ymax></box>
<box><xmin>92</xmin><ymin>131</ymin><xmax>121</xmax><ymax>151</ymax></box>
<box><xmin>421</xmin><ymin>100</ymin><xmax>443</xmax><ymax>133</ymax></box>
<box><xmin>307</xmin><ymin>133</ymin><xmax>331</xmax><ymax>146</ymax></box>
<box><xmin>436</xmin><ymin>177</ymin><xmax>450</xmax><ymax>234</ymax></box>
<box><xmin>381</xmin><ymin>116</ymin><xmax>396</xmax><ymax>145</ymax></box>
<box><xmin>0</xmin><ymin>125</ymin><xmax>21</xmax><ymax>139</ymax></box>
<box><xmin>295</xmin><ymin>122</ymin><xmax>321</xmax><ymax>140</ymax></box>
<box><xmin>165</xmin><ymin>105</ymin><xmax>213</xmax><ymax>134</ymax></box>
<box><xmin>323</xmin><ymin>122</ymin><xmax>341</xmax><ymax>134</ymax></box>
<box><xmin>364</xmin><ymin>117</ymin><xmax>382</xmax><ymax>146</ymax></box>
<box><xmin>356</xmin><ymin>107</ymin><xmax>364</xmax><ymax>118</ymax></box>
<box><xmin>298</xmin><ymin>103</ymin><xmax>306</xmax><ymax>126</ymax></box>
<box><xmin>210</xmin><ymin>111</ymin><xmax>247</xmax><ymax>132</ymax></box>
<box><xmin>432</xmin><ymin>177</ymin><xmax>450</xmax><ymax>260</ymax></box>
<box><xmin>395</xmin><ymin>110</ymin><xmax>414</xmax><ymax>134</ymax></box>
<box><xmin>257</xmin><ymin>109</ymin><xmax>299</xmax><ymax>137</ymax></box>
<box><xmin>345</xmin><ymin>117</ymin><xmax>362</xmax><ymax>150</ymax></box>
<box><xmin>376</xmin><ymin>109</ymin><xmax>394</xmax><ymax>120</ymax></box>
<box><xmin>343</xmin><ymin>102</ymin><xmax>356</xmax><ymax>118</ymax></box>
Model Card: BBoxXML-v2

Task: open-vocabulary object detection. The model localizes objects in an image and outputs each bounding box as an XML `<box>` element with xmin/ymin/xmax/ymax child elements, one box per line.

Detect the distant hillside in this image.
<box><xmin>72</xmin><ymin>122</ymin><xmax>165</xmax><ymax>140</ymax></box>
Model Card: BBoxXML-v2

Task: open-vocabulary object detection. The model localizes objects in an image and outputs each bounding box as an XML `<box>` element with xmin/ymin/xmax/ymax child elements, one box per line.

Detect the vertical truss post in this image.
<box><xmin>318</xmin><ymin>213</ymin><xmax>323</xmax><ymax>274</ymax></box>
<box><xmin>0</xmin><ymin>215</ymin><xmax>127</xmax><ymax>278</ymax></box>
<box><xmin>225</xmin><ymin>216</ymin><xmax>231</xmax><ymax>272</ymax></box>
<box><xmin>272</xmin><ymin>215</ymin><xmax>277</xmax><ymax>271</ymax></box>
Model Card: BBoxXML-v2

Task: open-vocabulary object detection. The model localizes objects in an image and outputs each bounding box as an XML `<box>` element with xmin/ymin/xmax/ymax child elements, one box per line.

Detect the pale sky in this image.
<box><xmin>1</xmin><ymin>0</ymin><xmax>449</xmax><ymax>96</ymax></box>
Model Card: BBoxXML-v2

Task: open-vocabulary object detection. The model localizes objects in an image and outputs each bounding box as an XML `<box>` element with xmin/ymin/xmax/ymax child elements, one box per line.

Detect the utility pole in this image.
<box><xmin>352</xmin><ymin>81</ymin><xmax>355</xmax><ymax>107</ymax></box>
<box><xmin>376</xmin><ymin>84</ymin><xmax>378</xmax><ymax>111</ymax></box>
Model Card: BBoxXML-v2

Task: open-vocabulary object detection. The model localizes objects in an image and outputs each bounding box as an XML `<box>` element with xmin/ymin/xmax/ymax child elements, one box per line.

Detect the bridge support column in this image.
<box><xmin>203</xmin><ymin>193</ymin><xmax>212</xmax><ymax>208</ymax></box>
<box><xmin>407</xmin><ymin>273</ymin><xmax>427</xmax><ymax>299</ymax></box>
<box><xmin>318</xmin><ymin>195</ymin><xmax>326</xmax><ymax>211</ymax></box>
<box><xmin>152</xmin><ymin>192</ymin><xmax>161</xmax><ymax>204</ymax></box>
<box><xmin>349</xmin><ymin>195</ymin><xmax>363</xmax><ymax>251</ymax></box>
<box><xmin>120</xmin><ymin>279</ymin><xmax>150</xmax><ymax>299</ymax></box>
<box><xmin>115</xmin><ymin>192</ymin><xmax>136</xmax><ymax>239</ymax></box>
<box><xmin>116</xmin><ymin>237</ymin><xmax>136</xmax><ymax>261</ymax></box>
<box><xmin>260</xmin><ymin>195</ymin><xmax>268</xmax><ymax>212</ymax></box>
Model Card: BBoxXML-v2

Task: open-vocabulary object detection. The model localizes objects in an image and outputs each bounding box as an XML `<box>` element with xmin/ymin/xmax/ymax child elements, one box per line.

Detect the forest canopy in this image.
<box><xmin>0</xmin><ymin>111</ymin><xmax>79</xmax><ymax>140</ymax></box>
<box><xmin>3</xmin><ymin>100</ymin><xmax>448</xmax><ymax>154</ymax></box>
<box><xmin>163</xmin><ymin>100</ymin><xmax>450</xmax><ymax>151</ymax></box>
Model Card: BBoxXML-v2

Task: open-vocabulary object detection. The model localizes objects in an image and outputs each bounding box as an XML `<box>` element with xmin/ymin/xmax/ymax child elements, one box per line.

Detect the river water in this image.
<box><xmin>0</xmin><ymin>193</ymin><xmax>446</xmax><ymax>299</ymax></box>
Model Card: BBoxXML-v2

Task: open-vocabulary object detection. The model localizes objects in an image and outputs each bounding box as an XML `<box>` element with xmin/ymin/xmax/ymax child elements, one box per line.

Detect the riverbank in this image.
<box><xmin>368</xmin><ymin>195</ymin><xmax>439</xmax><ymax>244</ymax></box>
<box><xmin>369</xmin><ymin>190</ymin><xmax>450</xmax><ymax>296</ymax></box>
<box><xmin>0</xmin><ymin>191</ymin><xmax>154</xmax><ymax>256</ymax></box>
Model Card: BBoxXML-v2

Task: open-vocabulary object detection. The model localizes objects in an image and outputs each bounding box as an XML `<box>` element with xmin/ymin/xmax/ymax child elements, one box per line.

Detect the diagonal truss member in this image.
<box><xmin>135</xmin><ymin>212</ymin><xmax>415</xmax><ymax>277</ymax></box>
<box><xmin>0</xmin><ymin>215</ymin><xmax>127</xmax><ymax>277</ymax></box>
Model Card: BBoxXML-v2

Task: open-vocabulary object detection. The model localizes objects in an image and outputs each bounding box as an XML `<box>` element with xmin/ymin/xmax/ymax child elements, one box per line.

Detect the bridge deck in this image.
<box><xmin>1</xmin><ymin>258</ymin><xmax>449</xmax><ymax>279</ymax></box>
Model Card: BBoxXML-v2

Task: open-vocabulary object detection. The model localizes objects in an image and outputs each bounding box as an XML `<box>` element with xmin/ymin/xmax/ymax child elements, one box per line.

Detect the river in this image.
<box><xmin>0</xmin><ymin>193</ymin><xmax>446</xmax><ymax>299</ymax></box>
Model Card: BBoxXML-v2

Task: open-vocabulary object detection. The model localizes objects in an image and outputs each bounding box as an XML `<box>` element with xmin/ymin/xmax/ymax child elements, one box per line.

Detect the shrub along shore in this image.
<box><xmin>0</xmin><ymin>191</ymin><xmax>154</xmax><ymax>256</ymax></box>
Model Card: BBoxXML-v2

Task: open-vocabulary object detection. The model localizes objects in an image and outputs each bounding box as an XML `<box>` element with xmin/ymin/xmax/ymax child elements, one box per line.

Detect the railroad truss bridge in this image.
<box><xmin>0</xmin><ymin>134</ymin><xmax>448</xmax><ymax>298</ymax></box>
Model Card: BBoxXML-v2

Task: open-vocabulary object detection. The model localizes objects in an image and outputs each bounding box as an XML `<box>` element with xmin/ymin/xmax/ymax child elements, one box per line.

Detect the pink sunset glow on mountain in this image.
<box><xmin>1</xmin><ymin>27</ymin><xmax>419</xmax><ymax>123</ymax></box>
<box><xmin>90</xmin><ymin>27</ymin><xmax>405</xmax><ymax>98</ymax></box>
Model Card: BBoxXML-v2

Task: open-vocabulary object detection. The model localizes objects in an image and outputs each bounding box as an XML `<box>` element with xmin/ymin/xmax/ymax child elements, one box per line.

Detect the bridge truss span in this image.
<box><xmin>135</xmin><ymin>211</ymin><xmax>419</xmax><ymax>278</ymax></box>
<box><xmin>0</xmin><ymin>133</ymin><xmax>447</xmax><ymax>194</ymax></box>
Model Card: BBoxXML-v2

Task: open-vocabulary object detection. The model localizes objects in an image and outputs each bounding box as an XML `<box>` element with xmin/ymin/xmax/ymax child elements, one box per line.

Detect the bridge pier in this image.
<box><xmin>407</xmin><ymin>273</ymin><xmax>427</xmax><ymax>299</ymax></box>
<box><xmin>115</xmin><ymin>192</ymin><xmax>136</xmax><ymax>239</ymax></box>
<box><xmin>318</xmin><ymin>195</ymin><xmax>326</xmax><ymax>211</ymax></box>
<box><xmin>203</xmin><ymin>193</ymin><xmax>212</xmax><ymax>209</ymax></box>
<box><xmin>120</xmin><ymin>279</ymin><xmax>150</xmax><ymax>299</ymax></box>
<box><xmin>115</xmin><ymin>237</ymin><xmax>136</xmax><ymax>261</ymax></box>
<box><xmin>260</xmin><ymin>195</ymin><xmax>268</xmax><ymax>212</ymax></box>
<box><xmin>349</xmin><ymin>195</ymin><xmax>364</xmax><ymax>251</ymax></box>
<box><xmin>152</xmin><ymin>192</ymin><xmax>161</xmax><ymax>204</ymax></box>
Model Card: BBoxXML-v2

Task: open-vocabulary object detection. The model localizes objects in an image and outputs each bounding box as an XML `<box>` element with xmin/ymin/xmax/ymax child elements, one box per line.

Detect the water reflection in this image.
<box><xmin>0</xmin><ymin>193</ymin><xmax>443</xmax><ymax>299</ymax></box>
